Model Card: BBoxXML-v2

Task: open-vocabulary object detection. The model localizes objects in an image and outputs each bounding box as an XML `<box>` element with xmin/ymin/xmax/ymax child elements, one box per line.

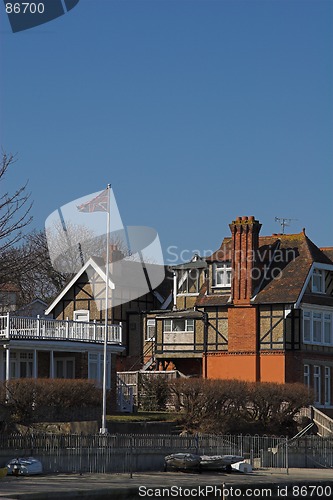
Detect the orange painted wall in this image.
<box><xmin>205</xmin><ymin>354</ymin><xmax>259</xmax><ymax>382</ymax></box>
<box><xmin>260</xmin><ymin>354</ymin><xmax>286</xmax><ymax>383</ymax></box>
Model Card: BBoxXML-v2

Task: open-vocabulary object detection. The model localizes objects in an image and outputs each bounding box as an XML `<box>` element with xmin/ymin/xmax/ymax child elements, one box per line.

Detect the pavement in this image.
<box><xmin>0</xmin><ymin>469</ymin><xmax>332</xmax><ymax>499</ymax></box>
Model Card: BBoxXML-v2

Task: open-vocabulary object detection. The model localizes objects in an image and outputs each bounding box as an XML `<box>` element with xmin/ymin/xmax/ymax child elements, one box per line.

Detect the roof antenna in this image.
<box><xmin>274</xmin><ymin>217</ymin><xmax>298</xmax><ymax>234</ymax></box>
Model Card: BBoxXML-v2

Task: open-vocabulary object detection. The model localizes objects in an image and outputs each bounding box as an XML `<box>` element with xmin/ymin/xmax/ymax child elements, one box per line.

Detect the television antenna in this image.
<box><xmin>274</xmin><ymin>217</ymin><xmax>298</xmax><ymax>234</ymax></box>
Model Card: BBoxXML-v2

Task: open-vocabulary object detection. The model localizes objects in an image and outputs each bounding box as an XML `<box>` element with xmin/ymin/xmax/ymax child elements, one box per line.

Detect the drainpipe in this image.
<box><xmin>203</xmin><ymin>312</ymin><xmax>208</xmax><ymax>379</ymax></box>
<box><xmin>173</xmin><ymin>271</ymin><xmax>177</xmax><ymax>310</ymax></box>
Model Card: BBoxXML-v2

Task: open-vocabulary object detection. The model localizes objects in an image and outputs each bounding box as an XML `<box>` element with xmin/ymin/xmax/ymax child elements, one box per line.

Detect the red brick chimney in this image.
<box><xmin>229</xmin><ymin>216</ymin><xmax>261</xmax><ymax>305</ymax></box>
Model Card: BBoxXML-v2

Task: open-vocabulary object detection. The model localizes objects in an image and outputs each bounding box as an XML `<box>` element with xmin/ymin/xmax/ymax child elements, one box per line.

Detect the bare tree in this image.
<box><xmin>0</xmin><ymin>153</ymin><xmax>33</xmax><ymax>253</ymax></box>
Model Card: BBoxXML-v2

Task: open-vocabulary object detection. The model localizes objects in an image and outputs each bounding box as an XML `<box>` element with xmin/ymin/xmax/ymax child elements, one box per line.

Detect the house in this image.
<box><xmin>15</xmin><ymin>298</ymin><xmax>50</xmax><ymax>318</ymax></box>
<box><xmin>145</xmin><ymin>216</ymin><xmax>333</xmax><ymax>408</ymax></box>
<box><xmin>0</xmin><ymin>242</ymin><xmax>172</xmax><ymax>413</ymax></box>
<box><xmin>44</xmin><ymin>247</ymin><xmax>172</xmax><ymax>372</ymax></box>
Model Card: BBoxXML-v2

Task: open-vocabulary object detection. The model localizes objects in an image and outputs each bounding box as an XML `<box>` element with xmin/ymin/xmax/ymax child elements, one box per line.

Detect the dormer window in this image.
<box><xmin>213</xmin><ymin>262</ymin><xmax>232</xmax><ymax>288</ymax></box>
<box><xmin>312</xmin><ymin>269</ymin><xmax>325</xmax><ymax>294</ymax></box>
<box><xmin>178</xmin><ymin>269</ymin><xmax>200</xmax><ymax>295</ymax></box>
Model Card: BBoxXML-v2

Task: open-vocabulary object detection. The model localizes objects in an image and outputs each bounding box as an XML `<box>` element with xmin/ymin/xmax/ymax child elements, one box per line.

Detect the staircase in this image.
<box><xmin>311</xmin><ymin>407</ymin><xmax>333</xmax><ymax>437</ymax></box>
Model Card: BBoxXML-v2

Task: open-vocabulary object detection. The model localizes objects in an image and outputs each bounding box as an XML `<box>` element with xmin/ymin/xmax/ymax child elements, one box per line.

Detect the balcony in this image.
<box><xmin>0</xmin><ymin>314</ymin><xmax>122</xmax><ymax>345</ymax></box>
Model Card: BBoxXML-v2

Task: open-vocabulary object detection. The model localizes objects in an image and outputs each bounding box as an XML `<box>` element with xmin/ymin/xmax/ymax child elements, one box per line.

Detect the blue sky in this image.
<box><xmin>1</xmin><ymin>0</ymin><xmax>332</xmax><ymax>263</ymax></box>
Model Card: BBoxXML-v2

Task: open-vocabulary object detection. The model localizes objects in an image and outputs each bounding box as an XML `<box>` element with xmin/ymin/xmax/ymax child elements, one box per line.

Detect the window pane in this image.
<box><xmin>324</xmin><ymin>321</ymin><xmax>331</xmax><ymax>344</ymax></box>
<box><xmin>312</xmin><ymin>270</ymin><xmax>323</xmax><ymax>293</ymax></box>
<box><xmin>66</xmin><ymin>360</ymin><xmax>74</xmax><ymax>379</ymax></box>
<box><xmin>303</xmin><ymin>317</ymin><xmax>311</xmax><ymax>342</ymax></box>
<box><xmin>313</xmin><ymin>314</ymin><xmax>322</xmax><ymax>343</ymax></box>
<box><xmin>56</xmin><ymin>360</ymin><xmax>64</xmax><ymax>378</ymax></box>
<box><xmin>173</xmin><ymin>319</ymin><xmax>185</xmax><ymax>331</ymax></box>
<box><xmin>164</xmin><ymin>320</ymin><xmax>171</xmax><ymax>332</ymax></box>
<box><xmin>186</xmin><ymin>319</ymin><xmax>194</xmax><ymax>332</ymax></box>
<box><xmin>89</xmin><ymin>362</ymin><xmax>98</xmax><ymax>381</ymax></box>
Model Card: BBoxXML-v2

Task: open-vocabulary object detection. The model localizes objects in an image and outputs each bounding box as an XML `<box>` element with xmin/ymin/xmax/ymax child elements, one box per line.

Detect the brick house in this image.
<box><xmin>145</xmin><ymin>216</ymin><xmax>333</xmax><ymax>408</ymax></box>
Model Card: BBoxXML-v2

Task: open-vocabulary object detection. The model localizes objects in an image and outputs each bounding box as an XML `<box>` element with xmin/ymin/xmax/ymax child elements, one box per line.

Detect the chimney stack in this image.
<box><xmin>229</xmin><ymin>216</ymin><xmax>261</xmax><ymax>304</ymax></box>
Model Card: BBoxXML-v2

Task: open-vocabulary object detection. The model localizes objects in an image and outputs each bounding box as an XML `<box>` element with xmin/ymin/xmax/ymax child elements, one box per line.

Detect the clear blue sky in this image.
<box><xmin>1</xmin><ymin>0</ymin><xmax>332</xmax><ymax>263</ymax></box>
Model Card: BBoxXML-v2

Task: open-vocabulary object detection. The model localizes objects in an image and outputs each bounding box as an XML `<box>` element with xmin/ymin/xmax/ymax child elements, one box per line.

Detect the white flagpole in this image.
<box><xmin>100</xmin><ymin>183</ymin><xmax>111</xmax><ymax>434</ymax></box>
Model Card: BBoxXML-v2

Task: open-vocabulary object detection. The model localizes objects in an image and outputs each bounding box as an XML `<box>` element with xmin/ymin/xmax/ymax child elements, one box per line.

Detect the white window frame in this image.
<box><xmin>302</xmin><ymin>308</ymin><xmax>333</xmax><ymax>346</ymax></box>
<box><xmin>314</xmin><ymin>365</ymin><xmax>321</xmax><ymax>405</ymax></box>
<box><xmin>324</xmin><ymin>367</ymin><xmax>331</xmax><ymax>406</ymax></box>
<box><xmin>212</xmin><ymin>262</ymin><xmax>232</xmax><ymax>288</ymax></box>
<box><xmin>163</xmin><ymin>318</ymin><xmax>195</xmax><ymax>333</ymax></box>
<box><xmin>74</xmin><ymin>309</ymin><xmax>90</xmax><ymax>322</ymax></box>
<box><xmin>304</xmin><ymin>364</ymin><xmax>310</xmax><ymax>389</ymax></box>
<box><xmin>146</xmin><ymin>319</ymin><xmax>156</xmax><ymax>341</ymax></box>
<box><xmin>311</xmin><ymin>269</ymin><xmax>325</xmax><ymax>294</ymax></box>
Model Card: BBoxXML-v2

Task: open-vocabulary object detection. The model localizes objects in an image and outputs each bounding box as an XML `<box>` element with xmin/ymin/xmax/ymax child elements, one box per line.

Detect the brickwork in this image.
<box><xmin>228</xmin><ymin>305</ymin><xmax>258</xmax><ymax>352</ymax></box>
<box><xmin>229</xmin><ymin>216</ymin><xmax>261</xmax><ymax>305</ymax></box>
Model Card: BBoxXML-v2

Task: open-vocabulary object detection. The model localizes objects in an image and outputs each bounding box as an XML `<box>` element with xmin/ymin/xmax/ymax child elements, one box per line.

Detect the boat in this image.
<box><xmin>200</xmin><ymin>454</ymin><xmax>244</xmax><ymax>472</ymax></box>
<box><xmin>6</xmin><ymin>457</ymin><xmax>43</xmax><ymax>476</ymax></box>
<box><xmin>164</xmin><ymin>453</ymin><xmax>201</xmax><ymax>471</ymax></box>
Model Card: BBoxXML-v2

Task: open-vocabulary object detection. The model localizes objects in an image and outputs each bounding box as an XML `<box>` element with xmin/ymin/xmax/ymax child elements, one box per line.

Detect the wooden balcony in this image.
<box><xmin>0</xmin><ymin>313</ymin><xmax>122</xmax><ymax>345</ymax></box>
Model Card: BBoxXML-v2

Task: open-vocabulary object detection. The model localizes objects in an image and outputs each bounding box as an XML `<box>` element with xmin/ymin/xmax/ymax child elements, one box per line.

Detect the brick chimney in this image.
<box><xmin>229</xmin><ymin>216</ymin><xmax>261</xmax><ymax>305</ymax></box>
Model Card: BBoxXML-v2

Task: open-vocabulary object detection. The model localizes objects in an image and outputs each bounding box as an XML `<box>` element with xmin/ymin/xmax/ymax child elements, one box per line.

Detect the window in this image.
<box><xmin>74</xmin><ymin>310</ymin><xmax>89</xmax><ymax>322</ymax></box>
<box><xmin>313</xmin><ymin>313</ymin><xmax>322</xmax><ymax>343</ymax></box>
<box><xmin>324</xmin><ymin>367</ymin><xmax>331</xmax><ymax>406</ymax></box>
<box><xmin>312</xmin><ymin>269</ymin><xmax>325</xmax><ymax>294</ymax></box>
<box><xmin>3</xmin><ymin>351</ymin><xmax>34</xmax><ymax>379</ymax></box>
<box><xmin>163</xmin><ymin>318</ymin><xmax>194</xmax><ymax>333</ymax></box>
<box><xmin>314</xmin><ymin>366</ymin><xmax>321</xmax><ymax>404</ymax></box>
<box><xmin>303</xmin><ymin>312</ymin><xmax>311</xmax><ymax>342</ymax></box>
<box><xmin>178</xmin><ymin>269</ymin><xmax>200</xmax><ymax>294</ymax></box>
<box><xmin>19</xmin><ymin>352</ymin><xmax>33</xmax><ymax>378</ymax></box>
<box><xmin>304</xmin><ymin>364</ymin><xmax>310</xmax><ymax>388</ymax></box>
<box><xmin>324</xmin><ymin>314</ymin><xmax>332</xmax><ymax>344</ymax></box>
<box><xmin>55</xmin><ymin>357</ymin><xmax>75</xmax><ymax>379</ymax></box>
<box><xmin>88</xmin><ymin>352</ymin><xmax>110</xmax><ymax>388</ymax></box>
<box><xmin>213</xmin><ymin>262</ymin><xmax>232</xmax><ymax>288</ymax></box>
<box><xmin>146</xmin><ymin>319</ymin><xmax>156</xmax><ymax>341</ymax></box>
<box><xmin>303</xmin><ymin>310</ymin><xmax>333</xmax><ymax>346</ymax></box>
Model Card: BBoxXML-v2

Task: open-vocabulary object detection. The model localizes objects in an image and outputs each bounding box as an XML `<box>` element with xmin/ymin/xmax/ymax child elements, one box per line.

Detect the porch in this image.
<box><xmin>0</xmin><ymin>314</ymin><xmax>123</xmax><ymax>385</ymax></box>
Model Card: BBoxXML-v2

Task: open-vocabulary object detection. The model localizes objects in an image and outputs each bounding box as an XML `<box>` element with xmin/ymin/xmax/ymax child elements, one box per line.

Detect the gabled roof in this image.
<box><xmin>45</xmin><ymin>257</ymin><xmax>115</xmax><ymax>315</ymax></box>
<box><xmin>45</xmin><ymin>256</ymin><xmax>170</xmax><ymax>315</ymax></box>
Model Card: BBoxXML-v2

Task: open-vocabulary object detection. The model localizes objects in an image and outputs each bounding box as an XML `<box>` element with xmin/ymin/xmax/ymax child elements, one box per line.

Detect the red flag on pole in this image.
<box><xmin>77</xmin><ymin>188</ymin><xmax>109</xmax><ymax>213</ymax></box>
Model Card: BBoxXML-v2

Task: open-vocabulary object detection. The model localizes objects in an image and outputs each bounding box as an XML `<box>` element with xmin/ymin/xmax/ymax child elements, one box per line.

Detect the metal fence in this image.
<box><xmin>0</xmin><ymin>432</ymin><xmax>331</xmax><ymax>474</ymax></box>
<box><xmin>0</xmin><ymin>432</ymin><xmax>290</xmax><ymax>474</ymax></box>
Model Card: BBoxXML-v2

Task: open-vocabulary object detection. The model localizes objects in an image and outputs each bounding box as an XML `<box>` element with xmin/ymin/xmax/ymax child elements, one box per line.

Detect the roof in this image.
<box><xmin>45</xmin><ymin>256</ymin><xmax>170</xmax><ymax>315</ymax></box>
<box><xmin>156</xmin><ymin>310</ymin><xmax>203</xmax><ymax>319</ymax></box>
<box><xmin>198</xmin><ymin>230</ymin><xmax>333</xmax><ymax>306</ymax></box>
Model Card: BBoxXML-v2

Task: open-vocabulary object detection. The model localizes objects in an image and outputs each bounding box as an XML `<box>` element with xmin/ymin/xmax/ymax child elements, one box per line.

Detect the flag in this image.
<box><xmin>77</xmin><ymin>188</ymin><xmax>109</xmax><ymax>213</ymax></box>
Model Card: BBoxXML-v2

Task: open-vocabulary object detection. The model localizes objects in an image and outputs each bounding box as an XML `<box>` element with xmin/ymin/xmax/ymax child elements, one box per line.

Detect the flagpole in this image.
<box><xmin>100</xmin><ymin>183</ymin><xmax>111</xmax><ymax>434</ymax></box>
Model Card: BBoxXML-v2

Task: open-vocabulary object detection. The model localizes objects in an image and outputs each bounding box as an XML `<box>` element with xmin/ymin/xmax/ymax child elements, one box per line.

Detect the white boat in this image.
<box><xmin>6</xmin><ymin>457</ymin><xmax>43</xmax><ymax>476</ymax></box>
<box><xmin>200</xmin><ymin>454</ymin><xmax>244</xmax><ymax>470</ymax></box>
<box><xmin>164</xmin><ymin>453</ymin><xmax>201</xmax><ymax>470</ymax></box>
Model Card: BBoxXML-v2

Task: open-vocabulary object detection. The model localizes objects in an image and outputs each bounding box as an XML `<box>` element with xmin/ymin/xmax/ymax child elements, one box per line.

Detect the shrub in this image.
<box><xmin>0</xmin><ymin>378</ymin><xmax>104</xmax><ymax>425</ymax></box>
<box><xmin>169</xmin><ymin>378</ymin><xmax>312</xmax><ymax>436</ymax></box>
<box><xmin>140</xmin><ymin>375</ymin><xmax>170</xmax><ymax>411</ymax></box>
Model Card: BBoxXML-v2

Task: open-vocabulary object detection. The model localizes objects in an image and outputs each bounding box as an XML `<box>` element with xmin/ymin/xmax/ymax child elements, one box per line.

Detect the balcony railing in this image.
<box><xmin>0</xmin><ymin>314</ymin><xmax>122</xmax><ymax>345</ymax></box>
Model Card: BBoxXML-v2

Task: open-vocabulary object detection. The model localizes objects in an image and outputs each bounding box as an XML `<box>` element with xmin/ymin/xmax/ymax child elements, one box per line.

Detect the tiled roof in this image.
<box><xmin>199</xmin><ymin>230</ymin><xmax>332</xmax><ymax>306</ymax></box>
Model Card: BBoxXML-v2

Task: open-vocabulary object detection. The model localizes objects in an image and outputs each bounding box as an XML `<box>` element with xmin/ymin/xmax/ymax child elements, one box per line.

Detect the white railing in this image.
<box><xmin>0</xmin><ymin>313</ymin><xmax>122</xmax><ymax>345</ymax></box>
